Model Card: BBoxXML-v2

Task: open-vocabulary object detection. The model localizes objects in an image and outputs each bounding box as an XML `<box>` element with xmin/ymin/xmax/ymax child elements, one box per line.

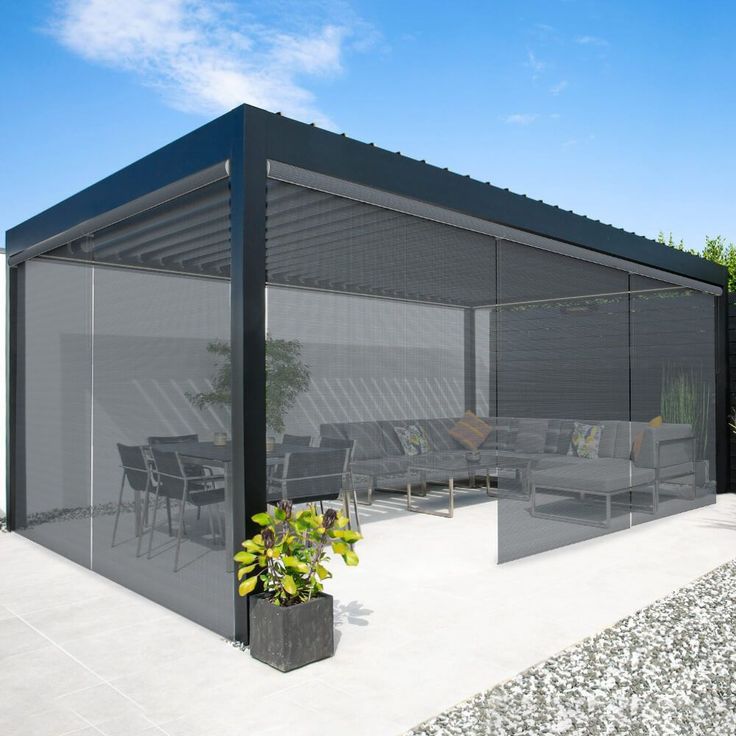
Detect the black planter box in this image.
<box><xmin>249</xmin><ymin>593</ymin><xmax>334</xmax><ymax>671</ymax></box>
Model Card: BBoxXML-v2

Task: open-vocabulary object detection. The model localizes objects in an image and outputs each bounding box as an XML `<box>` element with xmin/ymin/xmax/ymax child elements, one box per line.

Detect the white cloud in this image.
<box><xmin>576</xmin><ymin>35</ymin><xmax>609</xmax><ymax>47</ymax></box>
<box><xmin>549</xmin><ymin>80</ymin><xmax>568</xmax><ymax>95</ymax></box>
<box><xmin>525</xmin><ymin>49</ymin><xmax>546</xmax><ymax>78</ymax></box>
<box><xmin>503</xmin><ymin>113</ymin><xmax>539</xmax><ymax>126</ymax></box>
<box><xmin>48</xmin><ymin>0</ymin><xmax>372</xmax><ymax>128</ymax></box>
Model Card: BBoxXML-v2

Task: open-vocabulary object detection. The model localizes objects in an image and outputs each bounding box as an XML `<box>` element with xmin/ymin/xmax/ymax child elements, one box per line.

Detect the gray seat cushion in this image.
<box><xmin>530</xmin><ymin>454</ymin><xmax>588</xmax><ymax>470</ymax></box>
<box><xmin>532</xmin><ymin>458</ymin><xmax>655</xmax><ymax>493</ymax></box>
<box><xmin>350</xmin><ymin>456</ymin><xmax>411</xmax><ymax>478</ymax></box>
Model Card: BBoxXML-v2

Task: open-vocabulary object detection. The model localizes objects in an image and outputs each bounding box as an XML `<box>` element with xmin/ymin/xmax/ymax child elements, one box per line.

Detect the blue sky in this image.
<box><xmin>2</xmin><ymin>1</ymin><xmax>735</xmax><ymax>251</ymax></box>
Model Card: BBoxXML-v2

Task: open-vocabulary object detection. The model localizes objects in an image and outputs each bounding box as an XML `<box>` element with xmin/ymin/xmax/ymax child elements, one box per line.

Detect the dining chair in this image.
<box><xmin>319</xmin><ymin>436</ymin><xmax>361</xmax><ymax>532</ymax></box>
<box><xmin>147</xmin><ymin>434</ymin><xmax>223</xmax><ymax>531</ymax></box>
<box><xmin>282</xmin><ymin>434</ymin><xmax>312</xmax><ymax>446</ymax></box>
<box><xmin>113</xmin><ymin>444</ymin><xmax>152</xmax><ymax>549</ymax></box>
<box><xmin>148</xmin><ymin>448</ymin><xmax>226</xmax><ymax>572</ymax></box>
<box><xmin>267</xmin><ymin>448</ymin><xmax>347</xmax><ymax>510</ymax></box>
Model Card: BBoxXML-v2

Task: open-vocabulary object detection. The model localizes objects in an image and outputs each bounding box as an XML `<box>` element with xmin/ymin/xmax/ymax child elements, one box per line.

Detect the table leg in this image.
<box><xmin>449</xmin><ymin>476</ymin><xmax>454</xmax><ymax>518</ymax></box>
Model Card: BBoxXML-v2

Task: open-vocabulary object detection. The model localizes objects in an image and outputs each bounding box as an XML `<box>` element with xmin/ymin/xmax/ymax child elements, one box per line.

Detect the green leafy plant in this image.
<box><xmin>234</xmin><ymin>500</ymin><xmax>361</xmax><ymax>606</ymax></box>
<box><xmin>657</xmin><ymin>231</ymin><xmax>736</xmax><ymax>291</ymax></box>
<box><xmin>186</xmin><ymin>340</ymin><xmax>231</xmax><ymax>409</ymax></box>
<box><xmin>186</xmin><ymin>335</ymin><xmax>310</xmax><ymax>434</ymax></box>
<box><xmin>661</xmin><ymin>363</ymin><xmax>712</xmax><ymax>460</ymax></box>
<box><xmin>265</xmin><ymin>335</ymin><xmax>311</xmax><ymax>434</ymax></box>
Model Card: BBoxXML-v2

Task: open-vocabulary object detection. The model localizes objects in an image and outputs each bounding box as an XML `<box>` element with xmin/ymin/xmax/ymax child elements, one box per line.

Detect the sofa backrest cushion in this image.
<box><xmin>595</xmin><ymin>421</ymin><xmax>619</xmax><ymax>458</ymax></box>
<box><xmin>613</xmin><ymin>422</ymin><xmax>648</xmax><ymax>459</ymax></box>
<box><xmin>630</xmin><ymin>416</ymin><xmax>663</xmax><ymax>461</ymax></box>
<box><xmin>479</xmin><ymin>417</ymin><xmax>519</xmax><ymax>451</ymax></box>
<box><xmin>377</xmin><ymin>420</ymin><xmax>406</xmax><ymax>457</ymax></box>
<box><xmin>320</xmin><ymin>422</ymin><xmax>347</xmax><ymax>444</ymax></box>
<box><xmin>418</xmin><ymin>418</ymin><xmax>464</xmax><ymax>452</ymax></box>
<box><xmin>543</xmin><ymin>419</ymin><xmax>575</xmax><ymax>454</ymax></box>
<box><xmin>339</xmin><ymin>421</ymin><xmax>387</xmax><ymax>461</ymax></box>
<box><xmin>515</xmin><ymin>418</ymin><xmax>548</xmax><ymax>454</ymax></box>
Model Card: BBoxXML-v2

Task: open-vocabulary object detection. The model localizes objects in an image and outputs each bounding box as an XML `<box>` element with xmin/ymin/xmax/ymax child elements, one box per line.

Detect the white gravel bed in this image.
<box><xmin>406</xmin><ymin>558</ymin><xmax>736</xmax><ymax>736</ymax></box>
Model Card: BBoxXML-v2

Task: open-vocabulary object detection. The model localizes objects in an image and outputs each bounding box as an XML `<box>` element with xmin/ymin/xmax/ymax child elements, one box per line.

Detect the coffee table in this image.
<box><xmin>406</xmin><ymin>452</ymin><xmax>530</xmax><ymax>518</ymax></box>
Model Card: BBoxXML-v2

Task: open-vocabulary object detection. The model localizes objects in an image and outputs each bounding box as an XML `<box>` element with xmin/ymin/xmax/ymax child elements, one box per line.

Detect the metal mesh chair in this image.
<box><xmin>148</xmin><ymin>447</ymin><xmax>225</xmax><ymax>571</ymax></box>
<box><xmin>319</xmin><ymin>436</ymin><xmax>361</xmax><ymax>532</ymax></box>
<box><xmin>113</xmin><ymin>443</ymin><xmax>152</xmax><ymax>548</ymax></box>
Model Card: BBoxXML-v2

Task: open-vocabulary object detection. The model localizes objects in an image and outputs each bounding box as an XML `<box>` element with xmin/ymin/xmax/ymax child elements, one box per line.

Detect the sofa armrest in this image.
<box><xmin>655</xmin><ymin>435</ymin><xmax>695</xmax><ymax>472</ymax></box>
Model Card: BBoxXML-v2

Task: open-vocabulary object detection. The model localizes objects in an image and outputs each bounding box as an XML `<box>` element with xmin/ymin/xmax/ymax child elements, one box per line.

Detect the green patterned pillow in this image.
<box><xmin>567</xmin><ymin>422</ymin><xmax>603</xmax><ymax>459</ymax></box>
<box><xmin>393</xmin><ymin>424</ymin><xmax>430</xmax><ymax>456</ymax></box>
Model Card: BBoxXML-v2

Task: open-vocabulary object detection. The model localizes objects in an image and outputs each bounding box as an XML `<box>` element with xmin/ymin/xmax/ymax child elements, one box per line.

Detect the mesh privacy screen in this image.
<box><xmin>17</xmin><ymin>171</ymin><xmax>234</xmax><ymax>636</ymax></box>
<box><xmin>265</xmin><ymin>174</ymin><xmax>718</xmax><ymax>563</ymax></box>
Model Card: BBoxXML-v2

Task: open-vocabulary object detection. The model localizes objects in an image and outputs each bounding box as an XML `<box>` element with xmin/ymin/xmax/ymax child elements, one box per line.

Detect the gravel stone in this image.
<box><xmin>406</xmin><ymin>558</ymin><xmax>736</xmax><ymax>736</ymax></box>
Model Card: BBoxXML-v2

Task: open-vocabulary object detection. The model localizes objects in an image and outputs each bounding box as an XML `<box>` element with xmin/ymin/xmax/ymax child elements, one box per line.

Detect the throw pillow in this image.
<box><xmin>448</xmin><ymin>411</ymin><xmax>492</xmax><ymax>450</ymax></box>
<box><xmin>393</xmin><ymin>424</ymin><xmax>430</xmax><ymax>456</ymax></box>
<box><xmin>567</xmin><ymin>422</ymin><xmax>603</xmax><ymax>459</ymax></box>
<box><xmin>630</xmin><ymin>416</ymin><xmax>663</xmax><ymax>461</ymax></box>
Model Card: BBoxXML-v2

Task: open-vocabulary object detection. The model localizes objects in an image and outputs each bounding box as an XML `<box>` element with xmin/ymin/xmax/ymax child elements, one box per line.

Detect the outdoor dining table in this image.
<box><xmin>156</xmin><ymin>440</ymin><xmax>332</xmax><ymax>572</ymax></box>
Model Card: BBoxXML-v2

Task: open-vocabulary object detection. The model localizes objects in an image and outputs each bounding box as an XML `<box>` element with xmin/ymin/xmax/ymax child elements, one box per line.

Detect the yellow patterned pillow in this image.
<box><xmin>449</xmin><ymin>411</ymin><xmax>492</xmax><ymax>450</ymax></box>
<box><xmin>567</xmin><ymin>422</ymin><xmax>603</xmax><ymax>459</ymax></box>
<box><xmin>631</xmin><ymin>416</ymin><xmax>663</xmax><ymax>461</ymax></box>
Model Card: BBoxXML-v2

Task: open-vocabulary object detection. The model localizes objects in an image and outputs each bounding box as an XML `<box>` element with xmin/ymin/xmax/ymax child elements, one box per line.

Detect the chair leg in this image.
<box><xmin>215</xmin><ymin>505</ymin><xmax>224</xmax><ymax>545</ymax></box>
<box><xmin>207</xmin><ymin>505</ymin><xmax>215</xmax><ymax>544</ymax></box>
<box><xmin>166</xmin><ymin>498</ymin><xmax>173</xmax><ymax>536</ymax></box>
<box><xmin>347</xmin><ymin>473</ymin><xmax>361</xmax><ymax>534</ymax></box>
<box><xmin>147</xmin><ymin>489</ymin><xmax>162</xmax><ymax>559</ymax></box>
<box><xmin>111</xmin><ymin>472</ymin><xmax>126</xmax><ymax>548</ymax></box>
<box><xmin>351</xmin><ymin>489</ymin><xmax>361</xmax><ymax>534</ymax></box>
<box><xmin>136</xmin><ymin>488</ymin><xmax>152</xmax><ymax>558</ymax></box>
<box><xmin>319</xmin><ymin>500</ymin><xmax>325</xmax><ymax>514</ymax></box>
<box><xmin>174</xmin><ymin>496</ymin><xmax>187</xmax><ymax>573</ymax></box>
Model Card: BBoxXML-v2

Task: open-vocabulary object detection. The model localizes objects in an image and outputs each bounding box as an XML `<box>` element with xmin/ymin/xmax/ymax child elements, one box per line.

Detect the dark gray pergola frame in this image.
<box><xmin>5</xmin><ymin>105</ymin><xmax>730</xmax><ymax>641</ymax></box>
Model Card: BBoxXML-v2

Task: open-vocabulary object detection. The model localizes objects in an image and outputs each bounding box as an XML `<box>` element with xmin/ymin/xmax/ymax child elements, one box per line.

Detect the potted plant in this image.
<box><xmin>661</xmin><ymin>363</ymin><xmax>712</xmax><ymax>486</ymax></box>
<box><xmin>235</xmin><ymin>500</ymin><xmax>362</xmax><ymax>671</ymax></box>
<box><xmin>186</xmin><ymin>335</ymin><xmax>311</xmax><ymax>442</ymax></box>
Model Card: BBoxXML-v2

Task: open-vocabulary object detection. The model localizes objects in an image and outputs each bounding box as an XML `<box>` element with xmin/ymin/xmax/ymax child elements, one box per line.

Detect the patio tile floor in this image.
<box><xmin>1</xmin><ymin>491</ymin><xmax>735</xmax><ymax>735</ymax></box>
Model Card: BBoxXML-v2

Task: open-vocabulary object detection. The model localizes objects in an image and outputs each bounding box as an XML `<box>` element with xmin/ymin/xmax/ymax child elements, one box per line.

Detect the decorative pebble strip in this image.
<box><xmin>406</xmin><ymin>559</ymin><xmax>736</xmax><ymax>736</ymax></box>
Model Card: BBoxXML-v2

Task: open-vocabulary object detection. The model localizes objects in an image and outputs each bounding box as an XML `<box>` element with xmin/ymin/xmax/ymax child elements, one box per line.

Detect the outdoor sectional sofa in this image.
<box><xmin>320</xmin><ymin>417</ymin><xmax>696</xmax><ymax>524</ymax></box>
